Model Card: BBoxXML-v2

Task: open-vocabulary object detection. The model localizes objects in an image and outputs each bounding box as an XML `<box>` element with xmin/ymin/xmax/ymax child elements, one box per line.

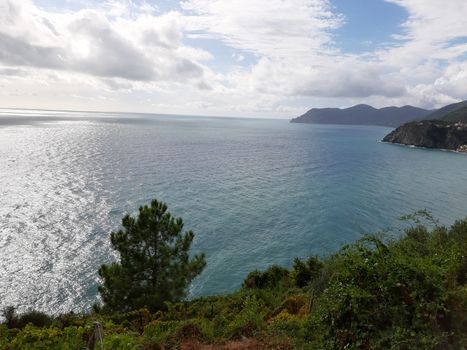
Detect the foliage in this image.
<box><xmin>2</xmin><ymin>215</ymin><xmax>467</xmax><ymax>349</ymax></box>
<box><xmin>243</xmin><ymin>265</ymin><xmax>290</xmax><ymax>289</ymax></box>
<box><xmin>242</xmin><ymin>256</ymin><xmax>324</xmax><ymax>290</ymax></box>
<box><xmin>225</xmin><ymin>295</ymin><xmax>265</xmax><ymax>339</ymax></box>
<box><xmin>308</xmin><ymin>220</ymin><xmax>467</xmax><ymax>349</ymax></box>
<box><xmin>3</xmin><ymin>324</ymin><xmax>86</xmax><ymax>350</ymax></box>
<box><xmin>2</xmin><ymin>307</ymin><xmax>17</xmax><ymax>329</ymax></box>
<box><xmin>1</xmin><ymin>307</ymin><xmax>52</xmax><ymax>330</ymax></box>
<box><xmin>97</xmin><ymin>199</ymin><xmax>206</xmax><ymax>313</ymax></box>
<box><xmin>290</xmin><ymin>256</ymin><xmax>323</xmax><ymax>288</ymax></box>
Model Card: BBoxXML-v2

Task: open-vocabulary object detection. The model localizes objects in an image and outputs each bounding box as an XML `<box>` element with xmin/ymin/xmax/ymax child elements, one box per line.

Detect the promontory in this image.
<box><xmin>382</xmin><ymin>100</ymin><xmax>467</xmax><ymax>152</ymax></box>
<box><xmin>382</xmin><ymin>120</ymin><xmax>467</xmax><ymax>152</ymax></box>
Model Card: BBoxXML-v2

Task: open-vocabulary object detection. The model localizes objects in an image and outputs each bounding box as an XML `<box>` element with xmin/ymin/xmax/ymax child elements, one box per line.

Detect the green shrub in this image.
<box><xmin>17</xmin><ymin>310</ymin><xmax>52</xmax><ymax>329</ymax></box>
<box><xmin>2</xmin><ymin>307</ymin><xmax>18</xmax><ymax>329</ymax></box>
<box><xmin>267</xmin><ymin>310</ymin><xmax>305</xmax><ymax>341</ymax></box>
<box><xmin>143</xmin><ymin>320</ymin><xmax>180</xmax><ymax>343</ymax></box>
<box><xmin>273</xmin><ymin>294</ymin><xmax>308</xmax><ymax>316</ymax></box>
<box><xmin>1</xmin><ymin>307</ymin><xmax>53</xmax><ymax>330</ymax></box>
<box><xmin>104</xmin><ymin>332</ymin><xmax>140</xmax><ymax>349</ymax></box>
<box><xmin>210</xmin><ymin>314</ymin><xmax>228</xmax><ymax>340</ymax></box>
<box><xmin>7</xmin><ymin>324</ymin><xmax>86</xmax><ymax>349</ymax></box>
<box><xmin>308</xmin><ymin>219</ymin><xmax>467</xmax><ymax>349</ymax></box>
<box><xmin>225</xmin><ymin>296</ymin><xmax>265</xmax><ymax>339</ymax></box>
<box><xmin>291</xmin><ymin>256</ymin><xmax>323</xmax><ymax>288</ymax></box>
<box><xmin>243</xmin><ymin>265</ymin><xmax>290</xmax><ymax>289</ymax></box>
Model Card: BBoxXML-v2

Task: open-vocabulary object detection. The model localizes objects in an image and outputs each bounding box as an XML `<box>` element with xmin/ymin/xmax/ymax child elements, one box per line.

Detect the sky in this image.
<box><xmin>0</xmin><ymin>0</ymin><xmax>466</xmax><ymax>118</ymax></box>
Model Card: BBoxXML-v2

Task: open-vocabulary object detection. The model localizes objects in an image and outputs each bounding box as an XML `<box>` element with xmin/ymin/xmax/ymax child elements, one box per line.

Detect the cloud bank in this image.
<box><xmin>0</xmin><ymin>0</ymin><xmax>466</xmax><ymax>116</ymax></box>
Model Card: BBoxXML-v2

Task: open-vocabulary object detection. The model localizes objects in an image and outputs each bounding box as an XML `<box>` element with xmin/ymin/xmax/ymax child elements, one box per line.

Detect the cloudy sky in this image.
<box><xmin>0</xmin><ymin>0</ymin><xmax>466</xmax><ymax>117</ymax></box>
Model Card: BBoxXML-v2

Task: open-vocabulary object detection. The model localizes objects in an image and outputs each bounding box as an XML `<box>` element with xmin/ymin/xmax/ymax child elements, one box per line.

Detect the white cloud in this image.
<box><xmin>181</xmin><ymin>0</ymin><xmax>342</xmax><ymax>58</ymax></box>
<box><xmin>179</xmin><ymin>0</ymin><xmax>413</xmax><ymax>105</ymax></box>
<box><xmin>0</xmin><ymin>0</ymin><xmax>466</xmax><ymax>116</ymax></box>
<box><xmin>0</xmin><ymin>0</ymin><xmax>211</xmax><ymax>84</ymax></box>
<box><xmin>204</xmin><ymin>0</ymin><xmax>467</xmax><ymax>110</ymax></box>
<box><xmin>372</xmin><ymin>0</ymin><xmax>467</xmax><ymax>107</ymax></box>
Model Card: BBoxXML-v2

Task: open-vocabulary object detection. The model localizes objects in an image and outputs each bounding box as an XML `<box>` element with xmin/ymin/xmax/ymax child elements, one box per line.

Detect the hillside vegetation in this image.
<box><xmin>442</xmin><ymin>106</ymin><xmax>467</xmax><ymax>123</ymax></box>
<box><xmin>425</xmin><ymin>100</ymin><xmax>467</xmax><ymax>121</ymax></box>
<box><xmin>1</xmin><ymin>213</ymin><xmax>467</xmax><ymax>349</ymax></box>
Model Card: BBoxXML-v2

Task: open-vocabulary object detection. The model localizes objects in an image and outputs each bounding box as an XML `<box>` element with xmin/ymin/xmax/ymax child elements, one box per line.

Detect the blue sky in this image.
<box><xmin>333</xmin><ymin>0</ymin><xmax>407</xmax><ymax>53</ymax></box>
<box><xmin>0</xmin><ymin>0</ymin><xmax>466</xmax><ymax>117</ymax></box>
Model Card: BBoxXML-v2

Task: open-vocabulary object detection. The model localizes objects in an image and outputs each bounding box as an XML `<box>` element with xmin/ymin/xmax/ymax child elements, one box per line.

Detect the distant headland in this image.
<box><xmin>291</xmin><ymin>100</ymin><xmax>467</xmax><ymax>152</ymax></box>
<box><xmin>382</xmin><ymin>100</ymin><xmax>467</xmax><ymax>152</ymax></box>
<box><xmin>290</xmin><ymin>104</ymin><xmax>432</xmax><ymax>127</ymax></box>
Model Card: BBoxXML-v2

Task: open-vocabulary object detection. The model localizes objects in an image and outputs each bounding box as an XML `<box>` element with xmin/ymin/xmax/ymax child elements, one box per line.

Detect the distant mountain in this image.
<box><xmin>290</xmin><ymin>104</ymin><xmax>432</xmax><ymax>127</ymax></box>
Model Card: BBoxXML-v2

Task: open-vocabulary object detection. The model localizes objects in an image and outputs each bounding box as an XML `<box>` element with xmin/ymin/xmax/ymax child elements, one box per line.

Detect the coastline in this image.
<box><xmin>380</xmin><ymin>140</ymin><xmax>467</xmax><ymax>155</ymax></box>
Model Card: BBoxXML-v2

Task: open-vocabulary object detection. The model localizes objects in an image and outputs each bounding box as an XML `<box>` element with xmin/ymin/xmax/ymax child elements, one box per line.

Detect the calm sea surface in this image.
<box><xmin>1</xmin><ymin>109</ymin><xmax>466</xmax><ymax>315</ymax></box>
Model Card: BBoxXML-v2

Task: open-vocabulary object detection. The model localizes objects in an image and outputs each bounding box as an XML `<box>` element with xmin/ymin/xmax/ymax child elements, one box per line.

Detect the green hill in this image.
<box><xmin>442</xmin><ymin>105</ymin><xmax>467</xmax><ymax>122</ymax></box>
<box><xmin>426</xmin><ymin>100</ymin><xmax>467</xmax><ymax>120</ymax></box>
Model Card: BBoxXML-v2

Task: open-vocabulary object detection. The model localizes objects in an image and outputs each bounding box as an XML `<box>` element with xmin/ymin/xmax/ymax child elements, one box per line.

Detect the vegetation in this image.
<box><xmin>97</xmin><ymin>199</ymin><xmax>206</xmax><ymax>313</ymax></box>
<box><xmin>2</xmin><ymin>212</ymin><xmax>467</xmax><ymax>349</ymax></box>
<box><xmin>442</xmin><ymin>105</ymin><xmax>467</xmax><ymax>123</ymax></box>
<box><xmin>425</xmin><ymin>99</ymin><xmax>467</xmax><ymax>120</ymax></box>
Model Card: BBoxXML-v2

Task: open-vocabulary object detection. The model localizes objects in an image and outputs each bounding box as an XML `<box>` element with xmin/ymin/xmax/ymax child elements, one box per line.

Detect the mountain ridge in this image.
<box><xmin>291</xmin><ymin>104</ymin><xmax>432</xmax><ymax>127</ymax></box>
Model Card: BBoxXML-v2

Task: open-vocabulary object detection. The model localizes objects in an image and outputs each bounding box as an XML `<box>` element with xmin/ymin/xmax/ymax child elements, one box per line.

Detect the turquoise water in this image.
<box><xmin>1</xmin><ymin>109</ymin><xmax>466</xmax><ymax>315</ymax></box>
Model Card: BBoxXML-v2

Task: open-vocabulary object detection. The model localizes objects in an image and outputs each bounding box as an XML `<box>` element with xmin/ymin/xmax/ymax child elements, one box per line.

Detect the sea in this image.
<box><xmin>1</xmin><ymin>109</ymin><xmax>466</xmax><ymax>316</ymax></box>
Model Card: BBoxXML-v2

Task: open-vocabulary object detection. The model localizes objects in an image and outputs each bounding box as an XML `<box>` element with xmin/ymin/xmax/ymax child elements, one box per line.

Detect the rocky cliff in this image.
<box><xmin>382</xmin><ymin>120</ymin><xmax>467</xmax><ymax>152</ymax></box>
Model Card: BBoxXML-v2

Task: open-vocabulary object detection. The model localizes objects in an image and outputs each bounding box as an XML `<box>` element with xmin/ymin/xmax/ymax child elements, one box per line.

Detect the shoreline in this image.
<box><xmin>379</xmin><ymin>140</ymin><xmax>467</xmax><ymax>155</ymax></box>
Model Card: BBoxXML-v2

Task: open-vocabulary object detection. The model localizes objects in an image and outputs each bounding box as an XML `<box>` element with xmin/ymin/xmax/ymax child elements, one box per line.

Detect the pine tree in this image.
<box><xmin>97</xmin><ymin>199</ymin><xmax>206</xmax><ymax>313</ymax></box>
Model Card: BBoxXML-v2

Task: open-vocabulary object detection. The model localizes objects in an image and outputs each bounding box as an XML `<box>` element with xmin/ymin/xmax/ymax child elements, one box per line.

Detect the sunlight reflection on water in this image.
<box><xmin>1</xmin><ymin>110</ymin><xmax>466</xmax><ymax>315</ymax></box>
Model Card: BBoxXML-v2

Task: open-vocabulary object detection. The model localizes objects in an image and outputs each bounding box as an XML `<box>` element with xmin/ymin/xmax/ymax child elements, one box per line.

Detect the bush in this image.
<box><xmin>308</xmin><ymin>219</ymin><xmax>467</xmax><ymax>349</ymax></box>
<box><xmin>268</xmin><ymin>310</ymin><xmax>304</xmax><ymax>339</ymax></box>
<box><xmin>273</xmin><ymin>295</ymin><xmax>308</xmax><ymax>316</ymax></box>
<box><xmin>2</xmin><ymin>306</ymin><xmax>18</xmax><ymax>329</ymax></box>
<box><xmin>2</xmin><ymin>307</ymin><xmax>52</xmax><ymax>330</ymax></box>
<box><xmin>225</xmin><ymin>296</ymin><xmax>265</xmax><ymax>339</ymax></box>
<box><xmin>291</xmin><ymin>256</ymin><xmax>323</xmax><ymax>288</ymax></box>
<box><xmin>243</xmin><ymin>265</ymin><xmax>290</xmax><ymax>289</ymax></box>
<box><xmin>7</xmin><ymin>324</ymin><xmax>86</xmax><ymax>349</ymax></box>
<box><xmin>104</xmin><ymin>332</ymin><xmax>141</xmax><ymax>349</ymax></box>
<box><xmin>143</xmin><ymin>320</ymin><xmax>180</xmax><ymax>344</ymax></box>
<box><xmin>17</xmin><ymin>310</ymin><xmax>52</xmax><ymax>329</ymax></box>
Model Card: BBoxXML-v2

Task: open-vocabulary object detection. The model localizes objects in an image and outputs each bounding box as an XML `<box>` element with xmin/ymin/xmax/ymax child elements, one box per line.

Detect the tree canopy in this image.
<box><xmin>97</xmin><ymin>199</ymin><xmax>206</xmax><ymax>313</ymax></box>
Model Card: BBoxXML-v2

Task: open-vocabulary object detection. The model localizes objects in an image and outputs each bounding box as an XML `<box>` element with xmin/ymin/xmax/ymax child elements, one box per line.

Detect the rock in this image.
<box><xmin>382</xmin><ymin>120</ymin><xmax>467</xmax><ymax>151</ymax></box>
